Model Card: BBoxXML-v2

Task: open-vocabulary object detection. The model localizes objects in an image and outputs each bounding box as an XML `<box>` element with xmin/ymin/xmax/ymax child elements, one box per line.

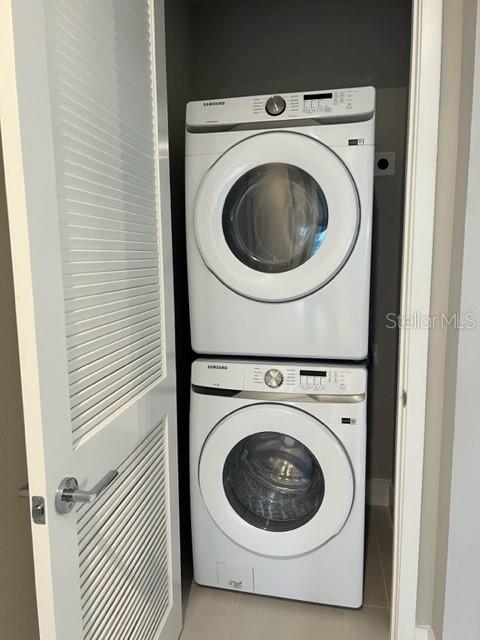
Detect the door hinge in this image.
<box><xmin>19</xmin><ymin>485</ymin><xmax>46</xmax><ymax>525</ymax></box>
<box><xmin>402</xmin><ymin>389</ymin><xmax>407</xmax><ymax>407</ymax></box>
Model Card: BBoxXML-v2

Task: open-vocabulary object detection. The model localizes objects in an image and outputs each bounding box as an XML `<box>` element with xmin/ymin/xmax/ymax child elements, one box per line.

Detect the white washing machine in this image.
<box><xmin>190</xmin><ymin>359</ymin><xmax>367</xmax><ymax>607</ymax></box>
<box><xmin>186</xmin><ymin>86</ymin><xmax>375</xmax><ymax>360</ymax></box>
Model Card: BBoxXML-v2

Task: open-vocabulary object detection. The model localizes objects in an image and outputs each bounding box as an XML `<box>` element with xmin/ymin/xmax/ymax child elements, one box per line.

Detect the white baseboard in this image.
<box><xmin>367</xmin><ymin>478</ymin><xmax>394</xmax><ymax>508</ymax></box>
<box><xmin>416</xmin><ymin>625</ymin><xmax>435</xmax><ymax>640</ymax></box>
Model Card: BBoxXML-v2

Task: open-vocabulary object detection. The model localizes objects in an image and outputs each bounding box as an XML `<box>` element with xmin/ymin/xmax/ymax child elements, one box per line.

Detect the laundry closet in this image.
<box><xmin>0</xmin><ymin>1</ymin><xmax>413</xmax><ymax>639</ymax></box>
<box><xmin>164</xmin><ymin>0</ymin><xmax>411</xmax><ymax>637</ymax></box>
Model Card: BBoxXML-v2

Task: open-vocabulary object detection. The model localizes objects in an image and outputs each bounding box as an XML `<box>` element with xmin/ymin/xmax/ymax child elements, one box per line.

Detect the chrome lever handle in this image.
<box><xmin>55</xmin><ymin>470</ymin><xmax>118</xmax><ymax>514</ymax></box>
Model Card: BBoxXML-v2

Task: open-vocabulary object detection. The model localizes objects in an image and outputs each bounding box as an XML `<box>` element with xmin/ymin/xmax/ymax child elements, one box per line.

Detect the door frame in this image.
<box><xmin>392</xmin><ymin>1</ymin><xmax>443</xmax><ymax>638</ymax></box>
<box><xmin>0</xmin><ymin>0</ymin><xmax>444</xmax><ymax>636</ymax></box>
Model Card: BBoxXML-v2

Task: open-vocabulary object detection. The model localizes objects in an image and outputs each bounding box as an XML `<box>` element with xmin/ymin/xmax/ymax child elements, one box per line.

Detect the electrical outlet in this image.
<box><xmin>375</xmin><ymin>151</ymin><xmax>396</xmax><ymax>176</ymax></box>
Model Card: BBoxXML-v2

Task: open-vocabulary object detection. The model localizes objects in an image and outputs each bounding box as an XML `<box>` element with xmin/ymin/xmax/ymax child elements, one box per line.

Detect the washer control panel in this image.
<box><xmin>186</xmin><ymin>86</ymin><xmax>375</xmax><ymax>130</ymax></box>
<box><xmin>248</xmin><ymin>365</ymin><xmax>354</xmax><ymax>394</ymax></box>
<box><xmin>192</xmin><ymin>360</ymin><xmax>367</xmax><ymax>396</ymax></box>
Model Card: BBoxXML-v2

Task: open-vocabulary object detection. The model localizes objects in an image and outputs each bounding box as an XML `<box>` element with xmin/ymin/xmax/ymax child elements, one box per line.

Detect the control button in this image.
<box><xmin>264</xmin><ymin>368</ymin><xmax>284</xmax><ymax>388</ymax></box>
<box><xmin>265</xmin><ymin>95</ymin><xmax>286</xmax><ymax>116</ymax></box>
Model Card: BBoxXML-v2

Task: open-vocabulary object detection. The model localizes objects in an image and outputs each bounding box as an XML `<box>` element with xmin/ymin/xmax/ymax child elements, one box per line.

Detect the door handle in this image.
<box><xmin>55</xmin><ymin>470</ymin><xmax>118</xmax><ymax>514</ymax></box>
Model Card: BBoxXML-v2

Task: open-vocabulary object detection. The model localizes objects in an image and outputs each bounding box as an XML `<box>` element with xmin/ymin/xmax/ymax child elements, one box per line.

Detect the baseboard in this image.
<box><xmin>416</xmin><ymin>625</ymin><xmax>435</xmax><ymax>640</ymax></box>
<box><xmin>367</xmin><ymin>478</ymin><xmax>393</xmax><ymax>509</ymax></box>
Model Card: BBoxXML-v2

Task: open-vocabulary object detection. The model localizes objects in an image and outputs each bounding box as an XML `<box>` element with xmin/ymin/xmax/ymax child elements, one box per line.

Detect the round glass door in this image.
<box><xmin>222</xmin><ymin>163</ymin><xmax>328</xmax><ymax>274</ymax></box>
<box><xmin>223</xmin><ymin>431</ymin><xmax>325</xmax><ymax>532</ymax></box>
<box><xmin>194</xmin><ymin>131</ymin><xmax>360</xmax><ymax>302</ymax></box>
<box><xmin>198</xmin><ymin>403</ymin><xmax>355</xmax><ymax>557</ymax></box>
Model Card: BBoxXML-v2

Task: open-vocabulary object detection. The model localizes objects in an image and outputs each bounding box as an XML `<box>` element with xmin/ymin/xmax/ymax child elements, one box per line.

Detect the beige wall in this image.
<box><xmin>416</xmin><ymin>0</ymin><xmax>477</xmax><ymax>633</ymax></box>
<box><xmin>0</xmin><ymin>139</ymin><xmax>39</xmax><ymax>637</ymax></box>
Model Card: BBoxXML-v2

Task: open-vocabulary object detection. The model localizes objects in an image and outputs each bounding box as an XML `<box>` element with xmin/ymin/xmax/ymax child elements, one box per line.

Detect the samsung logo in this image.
<box><xmin>207</xmin><ymin>364</ymin><xmax>228</xmax><ymax>370</ymax></box>
<box><xmin>203</xmin><ymin>100</ymin><xmax>225</xmax><ymax>107</ymax></box>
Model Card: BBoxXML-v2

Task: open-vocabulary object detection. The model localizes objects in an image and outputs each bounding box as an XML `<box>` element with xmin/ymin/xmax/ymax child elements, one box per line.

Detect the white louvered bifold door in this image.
<box><xmin>0</xmin><ymin>2</ymin><xmax>181</xmax><ymax>639</ymax></box>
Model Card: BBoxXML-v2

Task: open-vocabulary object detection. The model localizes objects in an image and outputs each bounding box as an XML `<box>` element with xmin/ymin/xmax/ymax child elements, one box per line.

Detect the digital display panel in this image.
<box><xmin>300</xmin><ymin>370</ymin><xmax>327</xmax><ymax>377</ymax></box>
<box><xmin>304</xmin><ymin>93</ymin><xmax>333</xmax><ymax>101</ymax></box>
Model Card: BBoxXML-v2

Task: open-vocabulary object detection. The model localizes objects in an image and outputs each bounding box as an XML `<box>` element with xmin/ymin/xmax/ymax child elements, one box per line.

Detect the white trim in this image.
<box><xmin>392</xmin><ymin>1</ymin><xmax>443</xmax><ymax>639</ymax></box>
<box><xmin>416</xmin><ymin>625</ymin><xmax>436</xmax><ymax>640</ymax></box>
<box><xmin>367</xmin><ymin>479</ymin><xmax>393</xmax><ymax>509</ymax></box>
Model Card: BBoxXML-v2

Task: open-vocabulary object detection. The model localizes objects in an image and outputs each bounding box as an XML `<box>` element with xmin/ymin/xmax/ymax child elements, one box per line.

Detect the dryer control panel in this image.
<box><xmin>192</xmin><ymin>360</ymin><xmax>367</xmax><ymax>396</ymax></box>
<box><xmin>186</xmin><ymin>86</ymin><xmax>375</xmax><ymax>131</ymax></box>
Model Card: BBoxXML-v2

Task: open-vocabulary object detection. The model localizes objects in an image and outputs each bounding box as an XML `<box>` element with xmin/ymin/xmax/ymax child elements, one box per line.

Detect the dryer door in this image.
<box><xmin>194</xmin><ymin>131</ymin><xmax>360</xmax><ymax>302</ymax></box>
<box><xmin>198</xmin><ymin>403</ymin><xmax>354</xmax><ymax>557</ymax></box>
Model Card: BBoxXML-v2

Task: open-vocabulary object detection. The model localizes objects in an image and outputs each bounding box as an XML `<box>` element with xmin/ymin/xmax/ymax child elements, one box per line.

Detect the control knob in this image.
<box><xmin>265</xmin><ymin>95</ymin><xmax>286</xmax><ymax>116</ymax></box>
<box><xmin>264</xmin><ymin>368</ymin><xmax>284</xmax><ymax>388</ymax></box>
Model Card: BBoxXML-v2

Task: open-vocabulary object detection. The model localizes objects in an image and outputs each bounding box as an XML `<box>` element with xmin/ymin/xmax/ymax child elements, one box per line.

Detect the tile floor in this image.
<box><xmin>180</xmin><ymin>507</ymin><xmax>393</xmax><ymax>640</ymax></box>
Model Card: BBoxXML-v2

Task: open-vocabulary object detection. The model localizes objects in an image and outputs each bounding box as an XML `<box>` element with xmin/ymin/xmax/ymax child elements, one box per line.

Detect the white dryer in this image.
<box><xmin>186</xmin><ymin>87</ymin><xmax>375</xmax><ymax>360</ymax></box>
<box><xmin>190</xmin><ymin>359</ymin><xmax>367</xmax><ymax>607</ymax></box>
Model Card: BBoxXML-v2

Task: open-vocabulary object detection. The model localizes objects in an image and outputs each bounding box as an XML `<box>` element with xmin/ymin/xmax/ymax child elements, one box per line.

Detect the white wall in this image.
<box><xmin>441</xmin><ymin>4</ymin><xmax>480</xmax><ymax>636</ymax></box>
<box><xmin>417</xmin><ymin>0</ymin><xmax>467</xmax><ymax>625</ymax></box>
<box><xmin>416</xmin><ymin>0</ymin><xmax>478</xmax><ymax>634</ymax></box>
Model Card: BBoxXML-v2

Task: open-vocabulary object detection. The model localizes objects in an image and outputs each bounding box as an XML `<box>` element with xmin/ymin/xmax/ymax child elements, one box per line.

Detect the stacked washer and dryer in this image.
<box><xmin>185</xmin><ymin>87</ymin><xmax>375</xmax><ymax>608</ymax></box>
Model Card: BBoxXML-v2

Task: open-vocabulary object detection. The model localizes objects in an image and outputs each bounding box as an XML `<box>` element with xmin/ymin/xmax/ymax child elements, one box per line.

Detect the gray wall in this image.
<box><xmin>0</xmin><ymin>139</ymin><xmax>39</xmax><ymax>637</ymax></box>
<box><xmin>416</xmin><ymin>0</ymin><xmax>477</xmax><ymax>633</ymax></box>
<box><xmin>188</xmin><ymin>0</ymin><xmax>411</xmax><ymax>99</ymax></box>
<box><xmin>370</xmin><ymin>86</ymin><xmax>408</xmax><ymax>481</ymax></box>
<box><xmin>167</xmin><ymin>0</ymin><xmax>412</xmax><ymax>483</ymax></box>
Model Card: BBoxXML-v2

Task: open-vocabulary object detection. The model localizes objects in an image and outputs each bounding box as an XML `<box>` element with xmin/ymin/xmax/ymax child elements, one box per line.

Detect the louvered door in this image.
<box><xmin>0</xmin><ymin>1</ymin><xmax>181</xmax><ymax>639</ymax></box>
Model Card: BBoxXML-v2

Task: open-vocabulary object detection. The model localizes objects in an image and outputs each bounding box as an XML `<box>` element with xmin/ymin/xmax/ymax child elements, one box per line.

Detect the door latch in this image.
<box><xmin>18</xmin><ymin>485</ymin><xmax>46</xmax><ymax>525</ymax></box>
<box><xmin>31</xmin><ymin>496</ymin><xmax>46</xmax><ymax>524</ymax></box>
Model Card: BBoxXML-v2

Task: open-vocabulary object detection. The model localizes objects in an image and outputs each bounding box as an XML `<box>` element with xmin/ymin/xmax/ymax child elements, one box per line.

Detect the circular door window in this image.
<box><xmin>222</xmin><ymin>164</ymin><xmax>328</xmax><ymax>274</ymax></box>
<box><xmin>223</xmin><ymin>431</ymin><xmax>325</xmax><ymax>531</ymax></box>
<box><xmin>198</xmin><ymin>403</ymin><xmax>354</xmax><ymax>557</ymax></box>
<box><xmin>194</xmin><ymin>131</ymin><xmax>360</xmax><ymax>302</ymax></box>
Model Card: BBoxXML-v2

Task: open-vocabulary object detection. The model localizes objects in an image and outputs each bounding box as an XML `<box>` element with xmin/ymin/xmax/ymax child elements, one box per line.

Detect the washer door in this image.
<box><xmin>194</xmin><ymin>131</ymin><xmax>360</xmax><ymax>302</ymax></box>
<box><xmin>199</xmin><ymin>404</ymin><xmax>354</xmax><ymax>557</ymax></box>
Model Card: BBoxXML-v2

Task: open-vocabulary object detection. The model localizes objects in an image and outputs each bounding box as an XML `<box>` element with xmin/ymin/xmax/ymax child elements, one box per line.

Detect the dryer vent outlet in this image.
<box><xmin>375</xmin><ymin>151</ymin><xmax>396</xmax><ymax>176</ymax></box>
